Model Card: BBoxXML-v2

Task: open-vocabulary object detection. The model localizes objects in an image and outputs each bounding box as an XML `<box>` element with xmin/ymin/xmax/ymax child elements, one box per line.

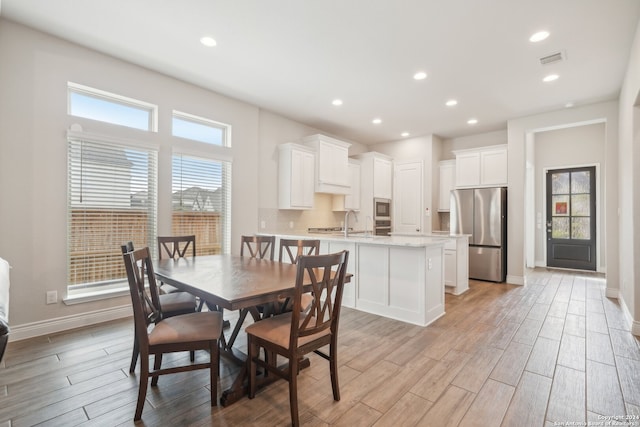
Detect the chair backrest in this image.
<box><xmin>158</xmin><ymin>235</ymin><xmax>196</xmax><ymax>260</ymax></box>
<box><xmin>122</xmin><ymin>247</ymin><xmax>162</xmax><ymax>347</ymax></box>
<box><xmin>289</xmin><ymin>251</ymin><xmax>349</xmax><ymax>347</ymax></box>
<box><xmin>279</xmin><ymin>239</ymin><xmax>320</xmax><ymax>264</ymax></box>
<box><xmin>240</xmin><ymin>235</ymin><xmax>275</xmax><ymax>260</ymax></box>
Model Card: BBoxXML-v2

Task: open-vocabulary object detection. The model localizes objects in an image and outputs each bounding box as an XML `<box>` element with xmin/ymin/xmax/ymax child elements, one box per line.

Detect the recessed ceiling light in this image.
<box><xmin>200</xmin><ymin>36</ymin><xmax>217</xmax><ymax>47</ymax></box>
<box><xmin>413</xmin><ymin>71</ymin><xmax>427</xmax><ymax>80</ymax></box>
<box><xmin>372</xmin><ymin>118</ymin><xmax>382</xmax><ymax>124</ymax></box>
<box><xmin>401</xmin><ymin>132</ymin><xmax>410</xmax><ymax>137</ymax></box>
<box><xmin>529</xmin><ymin>31</ymin><xmax>550</xmax><ymax>43</ymax></box>
<box><xmin>332</xmin><ymin>99</ymin><xmax>343</xmax><ymax>106</ymax></box>
<box><xmin>565</xmin><ymin>102</ymin><xmax>574</xmax><ymax>108</ymax></box>
<box><xmin>467</xmin><ymin>118</ymin><xmax>478</xmax><ymax>125</ymax></box>
<box><xmin>543</xmin><ymin>74</ymin><xmax>559</xmax><ymax>82</ymax></box>
<box><xmin>446</xmin><ymin>99</ymin><xmax>458</xmax><ymax>107</ymax></box>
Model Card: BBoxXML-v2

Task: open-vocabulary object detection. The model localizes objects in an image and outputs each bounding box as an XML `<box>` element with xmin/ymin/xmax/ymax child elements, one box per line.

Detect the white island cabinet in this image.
<box><xmin>270</xmin><ymin>234</ymin><xmax>446</xmax><ymax>327</ymax></box>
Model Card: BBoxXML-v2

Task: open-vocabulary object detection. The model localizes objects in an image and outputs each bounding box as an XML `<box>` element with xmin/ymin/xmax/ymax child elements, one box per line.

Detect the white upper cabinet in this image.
<box><xmin>302</xmin><ymin>134</ymin><xmax>351</xmax><ymax>194</ymax></box>
<box><xmin>438</xmin><ymin>160</ymin><xmax>455</xmax><ymax>211</ymax></box>
<box><xmin>333</xmin><ymin>159</ymin><xmax>361</xmax><ymax>211</ymax></box>
<box><xmin>354</xmin><ymin>151</ymin><xmax>393</xmax><ymax>201</ymax></box>
<box><xmin>453</xmin><ymin>145</ymin><xmax>507</xmax><ymax>188</ymax></box>
<box><xmin>278</xmin><ymin>143</ymin><xmax>315</xmax><ymax>209</ymax></box>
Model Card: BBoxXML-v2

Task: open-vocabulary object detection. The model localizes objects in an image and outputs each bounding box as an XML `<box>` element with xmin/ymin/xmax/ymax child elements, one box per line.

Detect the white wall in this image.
<box><xmin>533</xmin><ymin>123</ymin><xmax>606</xmax><ymax>269</ymax></box>
<box><xmin>507</xmin><ymin>101</ymin><xmax>619</xmax><ymax>288</ymax></box>
<box><xmin>617</xmin><ymin>18</ymin><xmax>640</xmax><ymax>333</ymax></box>
<box><xmin>0</xmin><ymin>19</ymin><xmax>365</xmax><ymax>331</ymax></box>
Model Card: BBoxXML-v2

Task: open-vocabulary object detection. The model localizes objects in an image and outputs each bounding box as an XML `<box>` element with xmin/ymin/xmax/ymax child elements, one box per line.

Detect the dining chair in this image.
<box><xmin>157</xmin><ymin>235</ymin><xmax>196</xmax><ymax>294</ymax></box>
<box><xmin>122</xmin><ymin>247</ymin><xmax>223</xmax><ymax>421</ymax></box>
<box><xmin>278</xmin><ymin>238</ymin><xmax>320</xmax><ymax>264</ymax></box>
<box><xmin>225</xmin><ymin>235</ymin><xmax>277</xmax><ymax>349</ymax></box>
<box><xmin>246</xmin><ymin>250</ymin><xmax>349</xmax><ymax>427</ymax></box>
<box><xmin>278</xmin><ymin>239</ymin><xmax>320</xmax><ymax>312</ymax></box>
<box><xmin>121</xmin><ymin>242</ymin><xmax>197</xmax><ymax>373</ymax></box>
<box><xmin>240</xmin><ymin>235</ymin><xmax>275</xmax><ymax>260</ymax></box>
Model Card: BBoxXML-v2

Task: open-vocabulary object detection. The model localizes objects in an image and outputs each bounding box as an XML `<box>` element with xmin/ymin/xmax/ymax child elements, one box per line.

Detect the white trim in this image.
<box><xmin>67</xmin><ymin>128</ymin><xmax>159</xmax><ymax>152</ymax></box>
<box><xmin>9</xmin><ymin>305</ymin><xmax>132</xmax><ymax>342</ymax></box>
<box><xmin>605</xmin><ymin>286</ymin><xmax>619</xmax><ymax>299</ymax></box>
<box><xmin>617</xmin><ymin>294</ymin><xmax>640</xmax><ymax>337</ymax></box>
<box><xmin>506</xmin><ymin>274</ymin><xmax>525</xmax><ymax>285</ymax></box>
<box><xmin>68</xmin><ymin>81</ymin><xmax>158</xmax><ymax>132</ymax></box>
<box><xmin>541</xmin><ymin>163</ymin><xmax>601</xmax><ymax>270</ymax></box>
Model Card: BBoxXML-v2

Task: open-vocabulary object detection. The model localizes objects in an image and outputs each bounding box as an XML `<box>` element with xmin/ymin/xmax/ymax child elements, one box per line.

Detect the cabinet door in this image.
<box><xmin>455</xmin><ymin>152</ymin><xmax>480</xmax><ymax>188</ymax></box>
<box><xmin>444</xmin><ymin>249</ymin><xmax>456</xmax><ymax>287</ymax></box>
<box><xmin>438</xmin><ymin>162</ymin><xmax>455</xmax><ymax>211</ymax></box>
<box><xmin>344</xmin><ymin>162</ymin><xmax>361</xmax><ymax>210</ymax></box>
<box><xmin>318</xmin><ymin>141</ymin><xmax>349</xmax><ymax>187</ymax></box>
<box><xmin>373</xmin><ymin>158</ymin><xmax>393</xmax><ymax>199</ymax></box>
<box><xmin>290</xmin><ymin>150</ymin><xmax>314</xmax><ymax>208</ymax></box>
<box><xmin>480</xmin><ymin>148</ymin><xmax>507</xmax><ymax>185</ymax></box>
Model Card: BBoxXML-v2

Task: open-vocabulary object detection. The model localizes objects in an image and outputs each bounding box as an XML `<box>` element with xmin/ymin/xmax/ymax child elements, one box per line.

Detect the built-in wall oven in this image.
<box><xmin>374</xmin><ymin>198</ymin><xmax>391</xmax><ymax>236</ymax></box>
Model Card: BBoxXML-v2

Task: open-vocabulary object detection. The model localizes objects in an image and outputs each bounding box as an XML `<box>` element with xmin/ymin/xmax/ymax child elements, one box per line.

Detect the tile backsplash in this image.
<box><xmin>259</xmin><ymin>194</ymin><xmax>345</xmax><ymax>233</ymax></box>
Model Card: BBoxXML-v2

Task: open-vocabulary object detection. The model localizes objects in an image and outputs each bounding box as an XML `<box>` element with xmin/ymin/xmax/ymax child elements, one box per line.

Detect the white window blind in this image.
<box><xmin>67</xmin><ymin>137</ymin><xmax>158</xmax><ymax>292</ymax></box>
<box><xmin>172</xmin><ymin>154</ymin><xmax>231</xmax><ymax>255</ymax></box>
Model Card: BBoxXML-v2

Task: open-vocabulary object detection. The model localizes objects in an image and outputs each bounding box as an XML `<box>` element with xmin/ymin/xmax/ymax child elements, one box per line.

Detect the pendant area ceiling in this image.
<box><xmin>2</xmin><ymin>0</ymin><xmax>639</xmax><ymax>144</ymax></box>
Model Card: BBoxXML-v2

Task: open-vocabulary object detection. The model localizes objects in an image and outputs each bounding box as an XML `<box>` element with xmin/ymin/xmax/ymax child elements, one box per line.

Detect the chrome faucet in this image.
<box><xmin>344</xmin><ymin>209</ymin><xmax>358</xmax><ymax>237</ymax></box>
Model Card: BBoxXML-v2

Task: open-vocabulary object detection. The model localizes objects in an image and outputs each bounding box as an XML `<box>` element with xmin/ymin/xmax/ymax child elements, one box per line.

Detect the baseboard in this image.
<box><xmin>9</xmin><ymin>305</ymin><xmax>132</xmax><ymax>342</ymax></box>
<box><xmin>617</xmin><ymin>294</ymin><xmax>640</xmax><ymax>337</ymax></box>
<box><xmin>506</xmin><ymin>275</ymin><xmax>525</xmax><ymax>285</ymax></box>
<box><xmin>605</xmin><ymin>286</ymin><xmax>619</xmax><ymax>299</ymax></box>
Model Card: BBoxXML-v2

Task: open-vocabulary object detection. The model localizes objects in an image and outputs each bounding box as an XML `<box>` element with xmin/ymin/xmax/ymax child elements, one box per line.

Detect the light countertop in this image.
<box><xmin>265</xmin><ymin>232</ymin><xmax>448</xmax><ymax>248</ymax></box>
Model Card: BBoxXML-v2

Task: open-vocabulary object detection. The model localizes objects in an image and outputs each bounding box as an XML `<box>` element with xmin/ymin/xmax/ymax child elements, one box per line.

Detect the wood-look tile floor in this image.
<box><xmin>2</xmin><ymin>269</ymin><xmax>640</xmax><ymax>426</ymax></box>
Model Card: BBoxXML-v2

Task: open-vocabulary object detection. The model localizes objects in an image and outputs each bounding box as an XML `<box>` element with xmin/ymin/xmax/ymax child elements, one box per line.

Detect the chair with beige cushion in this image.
<box><xmin>278</xmin><ymin>238</ymin><xmax>320</xmax><ymax>312</ymax></box>
<box><xmin>121</xmin><ymin>242</ymin><xmax>197</xmax><ymax>372</ymax></box>
<box><xmin>240</xmin><ymin>235</ymin><xmax>275</xmax><ymax>260</ymax></box>
<box><xmin>278</xmin><ymin>238</ymin><xmax>320</xmax><ymax>264</ymax></box>
<box><xmin>122</xmin><ymin>247</ymin><xmax>223</xmax><ymax>421</ymax></box>
<box><xmin>225</xmin><ymin>235</ymin><xmax>277</xmax><ymax>349</ymax></box>
<box><xmin>157</xmin><ymin>235</ymin><xmax>196</xmax><ymax>294</ymax></box>
<box><xmin>246</xmin><ymin>250</ymin><xmax>349</xmax><ymax>427</ymax></box>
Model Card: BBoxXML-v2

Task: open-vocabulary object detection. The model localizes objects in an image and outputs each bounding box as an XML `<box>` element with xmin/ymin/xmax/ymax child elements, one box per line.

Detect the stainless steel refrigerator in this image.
<box><xmin>450</xmin><ymin>187</ymin><xmax>507</xmax><ymax>282</ymax></box>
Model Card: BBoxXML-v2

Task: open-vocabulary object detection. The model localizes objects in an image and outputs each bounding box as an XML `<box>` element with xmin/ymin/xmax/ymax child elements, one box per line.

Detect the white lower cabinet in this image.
<box><xmin>356</xmin><ymin>244</ymin><xmax>444</xmax><ymax>326</ymax></box>
<box><xmin>443</xmin><ymin>237</ymin><xmax>469</xmax><ymax>295</ymax></box>
<box><xmin>326</xmin><ymin>241</ymin><xmax>357</xmax><ymax>308</ymax></box>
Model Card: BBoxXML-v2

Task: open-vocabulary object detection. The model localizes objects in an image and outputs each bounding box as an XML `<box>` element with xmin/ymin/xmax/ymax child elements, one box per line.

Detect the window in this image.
<box><xmin>172</xmin><ymin>154</ymin><xmax>231</xmax><ymax>255</ymax></box>
<box><xmin>172</xmin><ymin>111</ymin><xmax>230</xmax><ymax>146</ymax></box>
<box><xmin>68</xmin><ymin>82</ymin><xmax>157</xmax><ymax>132</ymax></box>
<box><xmin>67</xmin><ymin>136</ymin><xmax>157</xmax><ymax>296</ymax></box>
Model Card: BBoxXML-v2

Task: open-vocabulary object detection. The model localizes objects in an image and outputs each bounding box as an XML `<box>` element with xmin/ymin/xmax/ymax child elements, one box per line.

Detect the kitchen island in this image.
<box><xmin>267</xmin><ymin>233</ymin><xmax>446</xmax><ymax>327</ymax></box>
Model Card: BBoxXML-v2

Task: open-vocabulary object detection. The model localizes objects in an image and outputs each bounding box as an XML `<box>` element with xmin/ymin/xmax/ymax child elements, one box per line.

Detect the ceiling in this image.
<box><xmin>1</xmin><ymin>0</ymin><xmax>639</xmax><ymax>145</ymax></box>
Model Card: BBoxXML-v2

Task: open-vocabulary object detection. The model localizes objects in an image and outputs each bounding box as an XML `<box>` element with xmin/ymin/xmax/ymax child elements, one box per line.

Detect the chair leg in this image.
<box><xmin>210</xmin><ymin>340</ymin><xmax>218</xmax><ymax>407</ymax></box>
<box><xmin>151</xmin><ymin>353</ymin><xmax>162</xmax><ymax>386</ymax></box>
<box><xmin>330</xmin><ymin>342</ymin><xmax>340</xmax><ymax>401</ymax></box>
<box><xmin>248</xmin><ymin>337</ymin><xmax>257</xmax><ymax>399</ymax></box>
<box><xmin>134</xmin><ymin>354</ymin><xmax>149</xmax><ymax>421</ymax></box>
<box><xmin>190</xmin><ymin>350</ymin><xmax>195</xmax><ymax>362</ymax></box>
<box><xmin>129</xmin><ymin>336</ymin><xmax>139</xmax><ymax>373</ymax></box>
<box><xmin>289</xmin><ymin>357</ymin><xmax>300</xmax><ymax>427</ymax></box>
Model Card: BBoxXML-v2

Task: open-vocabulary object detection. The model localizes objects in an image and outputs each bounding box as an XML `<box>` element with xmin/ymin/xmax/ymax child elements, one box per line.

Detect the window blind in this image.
<box><xmin>172</xmin><ymin>154</ymin><xmax>231</xmax><ymax>255</ymax></box>
<box><xmin>67</xmin><ymin>137</ymin><xmax>158</xmax><ymax>291</ymax></box>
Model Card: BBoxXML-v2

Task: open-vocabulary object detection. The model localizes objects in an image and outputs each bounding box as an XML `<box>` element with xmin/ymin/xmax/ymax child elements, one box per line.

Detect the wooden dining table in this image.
<box><xmin>154</xmin><ymin>253</ymin><xmax>350</xmax><ymax>406</ymax></box>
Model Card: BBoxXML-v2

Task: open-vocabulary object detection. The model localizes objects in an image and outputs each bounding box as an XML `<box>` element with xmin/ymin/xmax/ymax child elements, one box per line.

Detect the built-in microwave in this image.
<box><xmin>374</xmin><ymin>198</ymin><xmax>391</xmax><ymax>220</ymax></box>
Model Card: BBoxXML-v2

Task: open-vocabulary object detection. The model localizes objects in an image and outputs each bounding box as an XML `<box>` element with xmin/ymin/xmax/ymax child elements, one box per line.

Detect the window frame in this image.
<box><xmin>172</xmin><ymin>110</ymin><xmax>231</xmax><ymax>147</ymax></box>
<box><xmin>68</xmin><ymin>82</ymin><xmax>158</xmax><ymax>132</ymax></box>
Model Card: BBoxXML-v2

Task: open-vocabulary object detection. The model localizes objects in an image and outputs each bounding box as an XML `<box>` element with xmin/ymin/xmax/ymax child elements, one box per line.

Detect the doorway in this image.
<box><xmin>546</xmin><ymin>166</ymin><xmax>596</xmax><ymax>271</ymax></box>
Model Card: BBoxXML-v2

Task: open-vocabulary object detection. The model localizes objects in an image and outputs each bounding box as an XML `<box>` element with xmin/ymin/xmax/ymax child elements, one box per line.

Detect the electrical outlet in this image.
<box><xmin>260</xmin><ymin>220</ymin><xmax>266</xmax><ymax>229</ymax></box>
<box><xmin>46</xmin><ymin>290</ymin><xmax>57</xmax><ymax>304</ymax></box>
<box><xmin>428</xmin><ymin>258</ymin><xmax>433</xmax><ymax>270</ymax></box>
<box><xmin>289</xmin><ymin>221</ymin><xmax>294</xmax><ymax>229</ymax></box>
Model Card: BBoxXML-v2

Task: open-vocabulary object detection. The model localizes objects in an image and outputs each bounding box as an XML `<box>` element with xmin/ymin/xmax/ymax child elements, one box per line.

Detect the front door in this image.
<box><xmin>546</xmin><ymin>166</ymin><xmax>596</xmax><ymax>271</ymax></box>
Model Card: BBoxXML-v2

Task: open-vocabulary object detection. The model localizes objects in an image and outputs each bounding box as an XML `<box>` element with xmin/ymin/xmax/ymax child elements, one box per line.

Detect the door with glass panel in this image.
<box><xmin>546</xmin><ymin>166</ymin><xmax>596</xmax><ymax>271</ymax></box>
